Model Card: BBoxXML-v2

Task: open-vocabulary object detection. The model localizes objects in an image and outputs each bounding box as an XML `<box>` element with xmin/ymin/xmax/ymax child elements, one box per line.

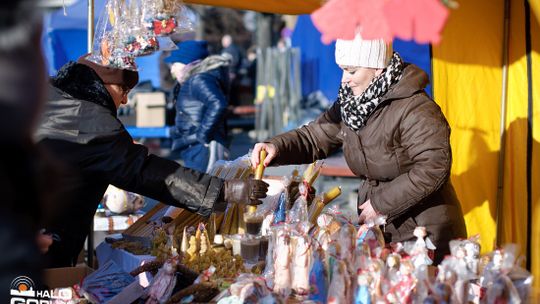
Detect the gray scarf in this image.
<box><xmin>177</xmin><ymin>55</ymin><xmax>230</xmax><ymax>84</ymax></box>
<box><xmin>338</xmin><ymin>52</ymin><xmax>404</xmax><ymax>132</ymax></box>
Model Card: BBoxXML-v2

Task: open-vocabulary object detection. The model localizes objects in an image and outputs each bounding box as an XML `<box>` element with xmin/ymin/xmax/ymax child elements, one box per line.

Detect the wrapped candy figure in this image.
<box><xmin>386</xmin><ymin>253</ymin><xmax>401</xmax><ymax>285</ymax></box>
<box><xmin>315</xmin><ymin>213</ymin><xmax>334</xmax><ymax>251</ymax></box>
<box><xmin>273</xmin><ymin>192</ymin><xmax>287</xmax><ymax>225</ymax></box>
<box><xmin>124</xmin><ymin>34</ymin><xmax>159</xmax><ymax>57</ymax></box>
<box><xmin>145</xmin><ymin>254</ymin><xmax>179</xmax><ymax>304</ymax></box>
<box><xmin>308</xmin><ymin>248</ymin><xmax>328</xmax><ymax>303</ymax></box>
<box><xmin>356</xmin><ymin>216</ymin><xmax>386</xmax><ymax>258</ymax></box>
<box><xmin>481</xmin><ymin>247</ymin><xmax>523</xmax><ymax>304</ymax></box>
<box><xmin>408</xmin><ymin>226</ymin><xmax>436</xmax><ymax>268</ymax></box>
<box><xmin>367</xmin><ymin>259</ymin><xmax>384</xmax><ymax>302</ymax></box>
<box><xmin>338</xmin><ymin>223</ymin><xmax>356</xmax><ymax>265</ymax></box>
<box><xmin>388</xmin><ymin>258</ymin><xmax>416</xmax><ymax>303</ymax></box>
<box><xmin>273</xmin><ymin>229</ymin><xmax>291</xmax><ymax>297</ymax></box>
<box><xmin>449</xmin><ymin>235</ymin><xmax>481</xmax><ymax>278</ymax></box>
<box><xmin>291</xmin><ymin>235</ymin><xmax>311</xmax><ymax>296</ymax></box>
<box><xmin>354</xmin><ymin>270</ymin><xmax>371</xmax><ymax>304</ymax></box>
<box><xmin>142</xmin><ymin>0</ymin><xmax>180</xmax><ymax>36</ymax></box>
<box><xmin>327</xmin><ymin>261</ymin><xmax>348</xmax><ymax>303</ymax></box>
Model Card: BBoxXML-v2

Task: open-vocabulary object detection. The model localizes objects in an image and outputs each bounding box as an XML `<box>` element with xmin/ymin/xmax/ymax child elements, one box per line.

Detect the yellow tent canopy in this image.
<box><xmin>184</xmin><ymin>0</ymin><xmax>322</xmax><ymax>14</ymax></box>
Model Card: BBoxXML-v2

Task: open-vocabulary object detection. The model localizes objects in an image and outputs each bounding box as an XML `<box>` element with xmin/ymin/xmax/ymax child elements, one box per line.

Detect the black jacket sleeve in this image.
<box><xmin>84</xmin><ymin>131</ymin><xmax>227</xmax><ymax>217</ymax></box>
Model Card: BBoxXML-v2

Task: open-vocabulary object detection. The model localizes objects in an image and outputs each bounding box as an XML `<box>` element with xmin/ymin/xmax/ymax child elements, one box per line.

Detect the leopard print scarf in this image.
<box><xmin>338</xmin><ymin>52</ymin><xmax>404</xmax><ymax>132</ymax></box>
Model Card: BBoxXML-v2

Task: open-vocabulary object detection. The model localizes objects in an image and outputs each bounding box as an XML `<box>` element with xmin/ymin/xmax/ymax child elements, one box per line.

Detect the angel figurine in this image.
<box><xmin>410</xmin><ymin>226</ymin><xmax>436</xmax><ymax>268</ymax></box>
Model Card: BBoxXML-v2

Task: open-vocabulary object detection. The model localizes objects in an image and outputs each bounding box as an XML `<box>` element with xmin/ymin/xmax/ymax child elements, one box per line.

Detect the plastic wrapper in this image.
<box><xmin>210</xmin><ymin>154</ymin><xmax>253</xmax><ymax>235</ymax></box>
<box><xmin>174</xmin><ymin>5</ymin><xmax>198</xmax><ymax>34</ymax></box>
<box><xmin>387</xmin><ymin>258</ymin><xmax>416</xmax><ymax>303</ymax></box>
<box><xmin>290</xmin><ymin>234</ymin><xmax>311</xmax><ymax>296</ymax></box>
<box><xmin>142</xmin><ymin>0</ymin><xmax>181</xmax><ymax>36</ymax></box>
<box><xmin>327</xmin><ymin>261</ymin><xmax>348</xmax><ymax>303</ymax></box>
<box><xmin>308</xmin><ymin>248</ymin><xmax>328</xmax><ymax>303</ymax></box>
<box><xmin>325</xmin><ymin>201</ymin><xmax>359</xmax><ymax>225</ymax></box>
<box><xmin>449</xmin><ymin>234</ymin><xmax>481</xmax><ymax>277</ymax></box>
<box><xmin>209</xmin><ymin>154</ymin><xmax>252</xmax><ymax>179</ymax></box>
<box><xmin>102</xmin><ymin>184</ymin><xmax>145</xmax><ymax>214</ymax></box>
<box><xmin>122</xmin><ymin>0</ymin><xmax>159</xmax><ymax>57</ymax></box>
<box><xmin>428</xmin><ymin>282</ymin><xmax>453</xmax><ymax>304</ymax></box>
<box><xmin>485</xmin><ymin>274</ymin><xmax>521</xmax><ymax>304</ymax></box>
<box><xmin>480</xmin><ymin>244</ymin><xmax>532</xmax><ymax>303</ymax></box>
<box><xmin>246</xmin><ymin>176</ymin><xmax>286</xmax><ymax>227</ymax></box>
<box><xmin>413</xmin><ymin>264</ymin><xmax>430</xmax><ymax>302</ymax></box>
<box><xmin>272</xmin><ymin>228</ymin><xmax>291</xmax><ymax>298</ymax></box>
<box><xmin>385</xmin><ymin>253</ymin><xmax>402</xmax><ymax>285</ymax></box>
<box><xmin>436</xmin><ymin>260</ymin><xmax>468</xmax><ymax>303</ymax></box>
<box><xmin>156</xmin><ymin>36</ymin><xmax>178</xmax><ymax>51</ymax></box>
<box><xmin>80</xmin><ymin>260</ymin><xmax>135</xmax><ymax>303</ymax></box>
<box><xmin>301</xmin><ymin>161</ymin><xmax>324</xmax><ymax>189</ymax></box>
<box><xmin>123</xmin><ymin>31</ymin><xmax>158</xmax><ymax>57</ymax></box>
<box><xmin>221</xmin><ymin>274</ymin><xmax>274</xmax><ymax>304</ymax></box>
<box><xmin>272</xmin><ymin>192</ymin><xmax>287</xmax><ymax>225</ymax></box>
<box><xmin>88</xmin><ymin>0</ymin><xmax>137</xmax><ymax>70</ymax></box>
<box><xmin>262</xmin><ymin>224</ymin><xmax>277</xmax><ymax>288</ymax></box>
<box><xmin>308</xmin><ymin>186</ymin><xmax>341</xmax><ymax>224</ymax></box>
<box><xmin>313</xmin><ymin>213</ymin><xmax>337</xmax><ymax>252</ymax></box>
<box><xmin>356</xmin><ymin>216</ymin><xmax>386</xmax><ymax>258</ymax></box>
<box><xmin>338</xmin><ymin>223</ymin><xmax>356</xmax><ymax>266</ymax></box>
<box><xmin>354</xmin><ymin>271</ymin><xmax>371</xmax><ymax>304</ymax></box>
<box><xmin>289</xmin><ymin>196</ymin><xmax>308</xmax><ymax>224</ymax></box>
<box><xmin>508</xmin><ymin>266</ymin><xmax>534</xmax><ymax>303</ymax></box>
<box><xmin>145</xmin><ymin>255</ymin><xmax>180</xmax><ymax>304</ymax></box>
<box><xmin>404</xmin><ymin>226</ymin><xmax>435</xmax><ymax>268</ymax></box>
<box><xmin>367</xmin><ymin>259</ymin><xmax>385</xmax><ymax>302</ymax></box>
<box><xmin>260</xmin><ymin>214</ymin><xmax>274</xmax><ymax>237</ymax></box>
<box><xmin>146</xmin><ymin>4</ymin><xmax>198</xmax><ymax>37</ymax></box>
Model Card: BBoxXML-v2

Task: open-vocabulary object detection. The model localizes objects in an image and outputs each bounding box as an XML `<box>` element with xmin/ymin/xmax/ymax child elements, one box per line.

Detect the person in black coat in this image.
<box><xmin>35</xmin><ymin>55</ymin><xmax>267</xmax><ymax>267</ymax></box>
<box><xmin>0</xmin><ymin>2</ymin><xmax>51</xmax><ymax>300</ymax></box>
<box><xmin>166</xmin><ymin>40</ymin><xmax>231</xmax><ymax>173</ymax></box>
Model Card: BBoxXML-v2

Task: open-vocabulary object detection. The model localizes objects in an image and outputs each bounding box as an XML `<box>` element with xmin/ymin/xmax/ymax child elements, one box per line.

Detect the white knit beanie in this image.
<box><xmin>335</xmin><ymin>34</ymin><xmax>393</xmax><ymax>68</ymax></box>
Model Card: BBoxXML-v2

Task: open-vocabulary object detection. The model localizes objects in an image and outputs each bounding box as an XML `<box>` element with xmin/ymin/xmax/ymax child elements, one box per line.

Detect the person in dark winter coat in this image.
<box><xmin>251</xmin><ymin>34</ymin><xmax>466</xmax><ymax>263</ymax></box>
<box><xmin>36</xmin><ymin>55</ymin><xmax>268</xmax><ymax>267</ymax></box>
<box><xmin>0</xmin><ymin>1</ymin><xmax>61</xmax><ymax>300</ymax></box>
<box><xmin>167</xmin><ymin>40</ymin><xmax>231</xmax><ymax>173</ymax></box>
<box><xmin>221</xmin><ymin>34</ymin><xmax>243</xmax><ymax>106</ymax></box>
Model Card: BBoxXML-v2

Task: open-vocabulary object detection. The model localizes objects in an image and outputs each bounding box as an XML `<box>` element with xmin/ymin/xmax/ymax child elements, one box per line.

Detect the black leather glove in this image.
<box><xmin>223</xmin><ymin>179</ymin><xmax>269</xmax><ymax>205</ymax></box>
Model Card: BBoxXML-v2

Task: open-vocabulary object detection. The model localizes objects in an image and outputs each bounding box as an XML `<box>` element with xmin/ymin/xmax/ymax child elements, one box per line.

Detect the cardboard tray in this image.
<box><xmin>43</xmin><ymin>265</ymin><xmax>94</xmax><ymax>289</ymax></box>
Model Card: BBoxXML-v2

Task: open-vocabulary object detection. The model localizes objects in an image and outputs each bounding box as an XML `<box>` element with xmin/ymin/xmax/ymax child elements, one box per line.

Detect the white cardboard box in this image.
<box><xmin>133</xmin><ymin>92</ymin><xmax>166</xmax><ymax>127</ymax></box>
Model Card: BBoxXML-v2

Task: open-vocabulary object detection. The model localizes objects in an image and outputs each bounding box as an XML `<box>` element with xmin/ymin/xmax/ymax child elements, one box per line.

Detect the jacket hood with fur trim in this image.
<box><xmin>51</xmin><ymin>61</ymin><xmax>116</xmax><ymax>114</ymax></box>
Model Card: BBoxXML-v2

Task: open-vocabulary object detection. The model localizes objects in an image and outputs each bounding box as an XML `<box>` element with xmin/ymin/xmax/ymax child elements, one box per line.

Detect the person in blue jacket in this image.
<box><xmin>166</xmin><ymin>40</ymin><xmax>231</xmax><ymax>173</ymax></box>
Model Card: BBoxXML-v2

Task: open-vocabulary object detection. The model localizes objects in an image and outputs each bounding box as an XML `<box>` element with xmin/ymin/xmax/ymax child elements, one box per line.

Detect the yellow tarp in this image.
<box><xmin>183</xmin><ymin>0</ymin><xmax>322</xmax><ymax>14</ymax></box>
<box><xmin>502</xmin><ymin>0</ymin><xmax>528</xmax><ymax>267</ymax></box>
<box><xmin>530</xmin><ymin>0</ymin><xmax>540</xmax><ymax>293</ymax></box>
<box><xmin>434</xmin><ymin>0</ymin><xmax>540</xmax><ymax>293</ymax></box>
<box><xmin>432</xmin><ymin>0</ymin><xmax>503</xmax><ymax>254</ymax></box>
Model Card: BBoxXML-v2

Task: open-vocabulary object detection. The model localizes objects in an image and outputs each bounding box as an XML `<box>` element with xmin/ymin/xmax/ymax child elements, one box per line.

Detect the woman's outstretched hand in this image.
<box><xmin>251</xmin><ymin>143</ymin><xmax>278</xmax><ymax>169</ymax></box>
